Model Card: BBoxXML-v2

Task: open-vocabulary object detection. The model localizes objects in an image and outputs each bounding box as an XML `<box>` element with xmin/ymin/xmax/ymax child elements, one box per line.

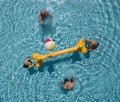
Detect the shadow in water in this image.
<box><xmin>71</xmin><ymin>51</ymin><xmax>82</xmax><ymax>63</ymax></box>
<box><xmin>28</xmin><ymin>68</ymin><xmax>37</xmax><ymax>75</ymax></box>
<box><xmin>84</xmin><ymin>51</ymin><xmax>90</xmax><ymax>59</ymax></box>
<box><xmin>40</xmin><ymin>22</ymin><xmax>56</xmax><ymax>42</ymax></box>
<box><xmin>28</xmin><ymin>52</ymin><xmax>90</xmax><ymax>75</ymax></box>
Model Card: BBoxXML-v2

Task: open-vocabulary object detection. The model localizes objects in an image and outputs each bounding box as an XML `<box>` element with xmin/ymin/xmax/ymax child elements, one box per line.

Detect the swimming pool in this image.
<box><xmin>0</xmin><ymin>0</ymin><xmax>120</xmax><ymax>101</ymax></box>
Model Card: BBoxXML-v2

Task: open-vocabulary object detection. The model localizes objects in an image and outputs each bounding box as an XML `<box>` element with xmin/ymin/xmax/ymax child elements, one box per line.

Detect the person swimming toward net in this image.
<box><xmin>23</xmin><ymin>57</ymin><xmax>36</xmax><ymax>68</ymax></box>
<box><xmin>38</xmin><ymin>10</ymin><xmax>53</xmax><ymax>24</ymax></box>
<box><xmin>84</xmin><ymin>40</ymin><xmax>99</xmax><ymax>51</ymax></box>
<box><xmin>59</xmin><ymin>76</ymin><xmax>75</xmax><ymax>90</ymax></box>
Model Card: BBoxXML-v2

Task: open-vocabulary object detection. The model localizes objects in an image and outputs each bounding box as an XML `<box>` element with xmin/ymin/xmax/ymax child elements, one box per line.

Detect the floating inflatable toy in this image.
<box><xmin>44</xmin><ymin>38</ymin><xmax>55</xmax><ymax>50</ymax></box>
<box><xmin>32</xmin><ymin>39</ymin><xmax>88</xmax><ymax>68</ymax></box>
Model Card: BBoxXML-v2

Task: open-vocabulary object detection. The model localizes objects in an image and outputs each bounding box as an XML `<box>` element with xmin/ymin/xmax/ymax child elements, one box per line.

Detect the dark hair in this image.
<box><xmin>23</xmin><ymin>63</ymin><xmax>29</xmax><ymax>68</ymax></box>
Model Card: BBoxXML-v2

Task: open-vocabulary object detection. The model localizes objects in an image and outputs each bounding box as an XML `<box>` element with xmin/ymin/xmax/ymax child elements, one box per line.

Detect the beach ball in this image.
<box><xmin>44</xmin><ymin>38</ymin><xmax>55</xmax><ymax>50</ymax></box>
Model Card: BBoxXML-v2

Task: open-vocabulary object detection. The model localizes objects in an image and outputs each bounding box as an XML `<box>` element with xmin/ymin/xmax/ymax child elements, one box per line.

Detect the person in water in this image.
<box><xmin>38</xmin><ymin>10</ymin><xmax>53</xmax><ymax>24</ymax></box>
<box><xmin>84</xmin><ymin>40</ymin><xmax>99</xmax><ymax>51</ymax></box>
<box><xmin>59</xmin><ymin>76</ymin><xmax>75</xmax><ymax>90</ymax></box>
<box><xmin>23</xmin><ymin>57</ymin><xmax>36</xmax><ymax>68</ymax></box>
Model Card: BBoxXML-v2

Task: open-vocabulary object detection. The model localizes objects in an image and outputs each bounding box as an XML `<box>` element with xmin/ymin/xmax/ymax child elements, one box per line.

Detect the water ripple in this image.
<box><xmin>0</xmin><ymin>0</ymin><xmax>120</xmax><ymax>101</ymax></box>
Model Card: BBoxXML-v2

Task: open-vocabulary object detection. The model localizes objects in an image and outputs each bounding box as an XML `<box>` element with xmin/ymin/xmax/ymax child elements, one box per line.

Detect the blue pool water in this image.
<box><xmin>0</xmin><ymin>0</ymin><xmax>120</xmax><ymax>101</ymax></box>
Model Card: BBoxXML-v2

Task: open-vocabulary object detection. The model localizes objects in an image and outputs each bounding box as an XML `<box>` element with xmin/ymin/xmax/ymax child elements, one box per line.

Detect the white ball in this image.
<box><xmin>44</xmin><ymin>38</ymin><xmax>55</xmax><ymax>50</ymax></box>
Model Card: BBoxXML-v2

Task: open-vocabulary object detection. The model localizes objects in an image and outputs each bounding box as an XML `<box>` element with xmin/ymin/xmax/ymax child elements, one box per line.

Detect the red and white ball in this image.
<box><xmin>44</xmin><ymin>38</ymin><xmax>55</xmax><ymax>50</ymax></box>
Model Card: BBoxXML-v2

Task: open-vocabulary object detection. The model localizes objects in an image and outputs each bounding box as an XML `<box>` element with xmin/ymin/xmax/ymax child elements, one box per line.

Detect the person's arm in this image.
<box><xmin>29</xmin><ymin>57</ymin><xmax>33</xmax><ymax>60</ymax></box>
<box><xmin>47</xmin><ymin>13</ymin><xmax>53</xmax><ymax>20</ymax></box>
<box><xmin>71</xmin><ymin>76</ymin><xmax>75</xmax><ymax>88</ymax></box>
<box><xmin>84</xmin><ymin>40</ymin><xmax>93</xmax><ymax>43</ymax></box>
<box><xmin>25</xmin><ymin>57</ymin><xmax>32</xmax><ymax>62</ymax></box>
<box><xmin>38</xmin><ymin>14</ymin><xmax>43</xmax><ymax>24</ymax></box>
<box><xmin>28</xmin><ymin>63</ymin><xmax>36</xmax><ymax>68</ymax></box>
<box><xmin>71</xmin><ymin>76</ymin><xmax>75</xmax><ymax>83</ymax></box>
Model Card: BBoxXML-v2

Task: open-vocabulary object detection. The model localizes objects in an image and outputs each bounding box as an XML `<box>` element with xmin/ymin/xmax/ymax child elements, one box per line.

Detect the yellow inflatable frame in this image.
<box><xmin>32</xmin><ymin>39</ymin><xmax>88</xmax><ymax>68</ymax></box>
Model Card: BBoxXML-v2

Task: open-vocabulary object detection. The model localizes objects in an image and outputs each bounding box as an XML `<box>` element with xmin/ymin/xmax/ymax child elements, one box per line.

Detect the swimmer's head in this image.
<box><xmin>23</xmin><ymin>63</ymin><xmax>29</xmax><ymax>68</ymax></box>
<box><xmin>67</xmin><ymin>86</ymin><xmax>72</xmax><ymax>90</ymax></box>
<box><xmin>66</xmin><ymin>84</ymin><xmax>73</xmax><ymax>90</ymax></box>
<box><xmin>23</xmin><ymin>60</ymin><xmax>32</xmax><ymax>68</ymax></box>
<box><xmin>64</xmin><ymin>83</ymin><xmax>73</xmax><ymax>90</ymax></box>
<box><xmin>41</xmin><ymin>10</ymin><xmax>46</xmax><ymax>15</ymax></box>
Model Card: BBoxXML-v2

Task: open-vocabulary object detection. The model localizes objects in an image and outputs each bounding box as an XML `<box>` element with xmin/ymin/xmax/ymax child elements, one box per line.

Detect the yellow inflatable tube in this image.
<box><xmin>32</xmin><ymin>39</ymin><xmax>87</xmax><ymax>68</ymax></box>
